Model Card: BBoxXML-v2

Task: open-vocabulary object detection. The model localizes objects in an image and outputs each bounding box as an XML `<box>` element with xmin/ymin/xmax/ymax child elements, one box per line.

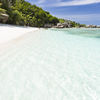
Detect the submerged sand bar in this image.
<box><xmin>0</xmin><ymin>24</ymin><xmax>39</xmax><ymax>44</ymax></box>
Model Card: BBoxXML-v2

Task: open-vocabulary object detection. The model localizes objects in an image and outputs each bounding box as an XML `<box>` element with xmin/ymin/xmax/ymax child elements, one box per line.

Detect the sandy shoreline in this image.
<box><xmin>0</xmin><ymin>24</ymin><xmax>39</xmax><ymax>44</ymax></box>
<box><xmin>0</xmin><ymin>28</ymin><xmax>100</xmax><ymax>99</ymax></box>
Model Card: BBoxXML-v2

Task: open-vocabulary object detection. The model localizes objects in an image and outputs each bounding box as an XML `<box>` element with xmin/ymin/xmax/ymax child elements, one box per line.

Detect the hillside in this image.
<box><xmin>0</xmin><ymin>0</ymin><xmax>84</xmax><ymax>27</ymax></box>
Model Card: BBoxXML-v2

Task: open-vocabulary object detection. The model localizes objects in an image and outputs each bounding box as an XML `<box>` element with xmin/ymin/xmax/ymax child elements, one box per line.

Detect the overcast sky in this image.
<box><xmin>26</xmin><ymin>0</ymin><xmax>100</xmax><ymax>25</ymax></box>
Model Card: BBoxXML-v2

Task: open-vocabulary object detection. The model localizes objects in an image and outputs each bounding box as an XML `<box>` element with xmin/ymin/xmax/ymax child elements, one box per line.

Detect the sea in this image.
<box><xmin>0</xmin><ymin>28</ymin><xmax>100</xmax><ymax>100</ymax></box>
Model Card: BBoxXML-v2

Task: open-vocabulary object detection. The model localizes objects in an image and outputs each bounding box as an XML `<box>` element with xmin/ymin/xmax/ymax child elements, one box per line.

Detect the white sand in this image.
<box><xmin>0</xmin><ymin>29</ymin><xmax>100</xmax><ymax>100</ymax></box>
<box><xmin>0</xmin><ymin>24</ymin><xmax>39</xmax><ymax>44</ymax></box>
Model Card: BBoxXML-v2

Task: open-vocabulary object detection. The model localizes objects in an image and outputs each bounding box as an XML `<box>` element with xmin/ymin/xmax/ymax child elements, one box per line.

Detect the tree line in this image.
<box><xmin>0</xmin><ymin>0</ymin><xmax>59</xmax><ymax>27</ymax></box>
<box><xmin>0</xmin><ymin>0</ymin><xmax>86</xmax><ymax>27</ymax></box>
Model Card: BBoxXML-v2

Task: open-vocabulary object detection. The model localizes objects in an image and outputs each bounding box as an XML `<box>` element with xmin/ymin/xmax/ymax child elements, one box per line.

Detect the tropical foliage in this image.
<box><xmin>0</xmin><ymin>3</ymin><xmax>6</xmax><ymax>14</ymax></box>
<box><xmin>0</xmin><ymin>0</ymin><xmax>59</xmax><ymax>27</ymax></box>
<box><xmin>0</xmin><ymin>0</ymin><xmax>85</xmax><ymax>27</ymax></box>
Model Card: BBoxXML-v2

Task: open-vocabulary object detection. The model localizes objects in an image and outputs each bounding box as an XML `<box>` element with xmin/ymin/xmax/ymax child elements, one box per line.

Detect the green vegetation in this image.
<box><xmin>59</xmin><ymin>18</ymin><xmax>65</xmax><ymax>23</ymax></box>
<box><xmin>0</xmin><ymin>3</ymin><xmax>6</xmax><ymax>14</ymax></box>
<box><xmin>0</xmin><ymin>0</ymin><xmax>86</xmax><ymax>27</ymax></box>
<box><xmin>69</xmin><ymin>21</ymin><xmax>86</xmax><ymax>27</ymax></box>
<box><xmin>56</xmin><ymin>18</ymin><xmax>86</xmax><ymax>28</ymax></box>
<box><xmin>0</xmin><ymin>0</ymin><xmax>59</xmax><ymax>27</ymax></box>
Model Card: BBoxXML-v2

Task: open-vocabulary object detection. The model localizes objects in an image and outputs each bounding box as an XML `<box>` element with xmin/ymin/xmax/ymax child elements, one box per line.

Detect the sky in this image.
<box><xmin>26</xmin><ymin>0</ymin><xmax>100</xmax><ymax>25</ymax></box>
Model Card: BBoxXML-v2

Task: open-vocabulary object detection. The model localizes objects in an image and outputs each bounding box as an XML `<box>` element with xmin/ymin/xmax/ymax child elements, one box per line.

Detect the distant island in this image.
<box><xmin>0</xmin><ymin>0</ymin><xmax>100</xmax><ymax>28</ymax></box>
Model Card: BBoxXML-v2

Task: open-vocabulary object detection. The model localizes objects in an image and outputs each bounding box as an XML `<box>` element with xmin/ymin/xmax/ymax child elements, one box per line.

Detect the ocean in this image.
<box><xmin>0</xmin><ymin>28</ymin><xmax>100</xmax><ymax>100</ymax></box>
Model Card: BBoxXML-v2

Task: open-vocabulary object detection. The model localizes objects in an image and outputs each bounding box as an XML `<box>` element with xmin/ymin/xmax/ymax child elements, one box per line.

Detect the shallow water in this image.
<box><xmin>0</xmin><ymin>28</ymin><xmax>100</xmax><ymax>100</ymax></box>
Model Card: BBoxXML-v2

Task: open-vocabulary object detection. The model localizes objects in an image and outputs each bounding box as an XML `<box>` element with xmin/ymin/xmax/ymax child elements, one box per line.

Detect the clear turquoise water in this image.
<box><xmin>0</xmin><ymin>28</ymin><xmax>100</xmax><ymax>100</ymax></box>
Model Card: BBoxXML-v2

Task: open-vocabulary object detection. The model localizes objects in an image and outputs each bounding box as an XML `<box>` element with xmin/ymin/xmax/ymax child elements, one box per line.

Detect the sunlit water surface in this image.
<box><xmin>0</xmin><ymin>28</ymin><xmax>100</xmax><ymax>100</ymax></box>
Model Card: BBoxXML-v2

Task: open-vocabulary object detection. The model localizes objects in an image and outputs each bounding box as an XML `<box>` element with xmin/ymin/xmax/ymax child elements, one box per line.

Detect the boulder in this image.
<box><xmin>0</xmin><ymin>13</ymin><xmax>9</xmax><ymax>23</ymax></box>
<box><xmin>44</xmin><ymin>24</ymin><xmax>53</xmax><ymax>28</ymax></box>
<box><xmin>57</xmin><ymin>22</ymin><xmax>72</xmax><ymax>28</ymax></box>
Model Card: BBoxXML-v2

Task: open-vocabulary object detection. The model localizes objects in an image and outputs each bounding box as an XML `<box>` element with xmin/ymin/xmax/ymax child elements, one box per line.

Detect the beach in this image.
<box><xmin>0</xmin><ymin>27</ymin><xmax>100</xmax><ymax>100</ymax></box>
<box><xmin>0</xmin><ymin>24</ymin><xmax>39</xmax><ymax>44</ymax></box>
<box><xmin>0</xmin><ymin>0</ymin><xmax>100</xmax><ymax>99</ymax></box>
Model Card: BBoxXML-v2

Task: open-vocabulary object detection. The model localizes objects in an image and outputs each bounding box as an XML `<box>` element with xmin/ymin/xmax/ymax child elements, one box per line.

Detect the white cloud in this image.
<box><xmin>57</xmin><ymin>13</ymin><xmax>100</xmax><ymax>20</ymax></box>
<box><xmin>56</xmin><ymin>14</ymin><xmax>100</xmax><ymax>25</ymax></box>
<box><xmin>53</xmin><ymin>0</ymin><xmax>100</xmax><ymax>7</ymax></box>
<box><xmin>38</xmin><ymin>0</ymin><xmax>100</xmax><ymax>7</ymax></box>
<box><xmin>37</xmin><ymin>0</ymin><xmax>46</xmax><ymax>4</ymax></box>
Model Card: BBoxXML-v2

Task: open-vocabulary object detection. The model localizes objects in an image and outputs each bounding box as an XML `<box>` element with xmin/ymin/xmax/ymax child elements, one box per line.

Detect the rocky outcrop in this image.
<box><xmin>0</xmin><ymin>13</ymin><xmax>9</xmax><ymax>23</ymax></box>
<box><xmin>56</xmin><ymin>22</ymin><xmax>72</xmax><ymax>28</ymax></box>
<box><xmin>86</xmin><ymin>25</ymin><xmax>100</xmax><ymax>28</ymax></box>
<box><xmin>44</xmin><ymin>24</ymin><xmax>54</xmax><ymax>28</ymax></box>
